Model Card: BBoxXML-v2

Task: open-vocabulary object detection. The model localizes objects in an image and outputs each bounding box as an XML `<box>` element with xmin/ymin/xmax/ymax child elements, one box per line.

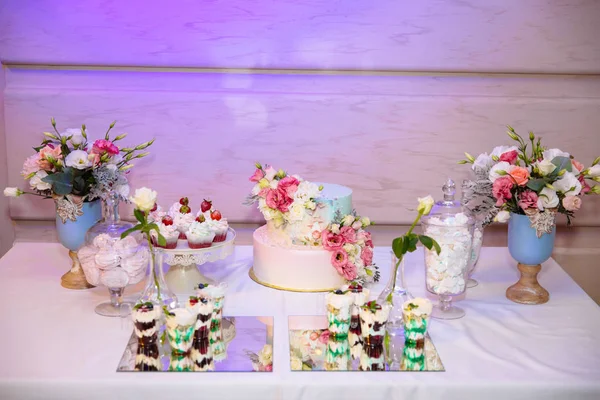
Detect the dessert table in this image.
<box><xmin>0</xmin><ymin>243</ymin><xmax>599</xmax><ymax>400</ymax></box>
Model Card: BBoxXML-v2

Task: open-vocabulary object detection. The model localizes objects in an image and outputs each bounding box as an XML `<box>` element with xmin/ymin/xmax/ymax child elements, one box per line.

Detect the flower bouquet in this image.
<box><xmin>4</xmin><ymin>118</ymin><xmax>154</xmax><ymax>289</ymax></box>
<box><xmin>460</xmin><ymin>126</ymin><xmax>600</xmax><ymax>304</ymax></box>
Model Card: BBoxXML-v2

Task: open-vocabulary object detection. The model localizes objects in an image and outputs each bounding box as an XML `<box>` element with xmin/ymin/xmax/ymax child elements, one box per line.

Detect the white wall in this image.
<box><xmin>0</xmin><ymin>64</ymin><xmax>15</xmax><ymax>256</ymax></box>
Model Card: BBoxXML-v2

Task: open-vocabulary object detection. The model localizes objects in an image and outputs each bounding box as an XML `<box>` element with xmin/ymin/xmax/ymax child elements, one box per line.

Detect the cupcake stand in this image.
<box><xmin>159</xmin><ymin>228</ymin><xmax>236</xmax><ymax>295</ymax></box>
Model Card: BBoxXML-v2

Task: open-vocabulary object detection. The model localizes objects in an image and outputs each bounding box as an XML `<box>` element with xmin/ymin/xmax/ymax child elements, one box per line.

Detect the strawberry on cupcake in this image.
<box><xmin>186</xmin><ymin>215</ymin><xmax>216</xmax><ymax>249</ymax></box>
<box><xmin>169</xmin><ymin>197</ymin><xmax>195</xmax><ymax>240</ymax></box>
<box><xmin>151</xmin><ymin>215</ymin><xmax>180</xmax><ymax>249</ymax></box>
<box><xmin>206</xmin><ymin>208</ymin><xmax>228</xmax><ymax>242</ymax></box>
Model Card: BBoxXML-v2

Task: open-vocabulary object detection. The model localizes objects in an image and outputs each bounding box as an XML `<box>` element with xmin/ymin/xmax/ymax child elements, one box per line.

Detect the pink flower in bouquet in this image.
<box><xmin>38</xmin><ymin>144</ymin><xmax>62</xmax><ymax>170</ymax></box>
<box><xmin>21</xmin><ymin>154</ymin><xmax>41</xmax><ymax>177</ymax></box>
<box><xmin>562</xmin><ymin>195</ymin><xmax>582</xmax><ymax>211</ymax></box>
<box><xmin>331</xmin><ymin>248</ymin><xmax>349</xmax><ymax>271</ymax></box>
<box><xmin>318</xmin><ymin>330</ymin><xmax>330</xmax><ymax>344</ymax></box>
<box><xmin>322</xmin><ymin>230</ymin><xmax>345</xmax><ymax>251</ymax></box>
<box><xmin>492</xmin><ymin>176</ymin><xmax>514</xmax><ymax>206</ymax></box>
<box><xmin>363</xmin><ymin>231</ymin><xmax>373</xmax><ymax>248</ymax></box>
<box><xmin>310</xmin><ymin>332</ymin><xmax>319</xmax><ymax>341</ymax></box>
<box><xmin>265</xmin><ymin>188</ymin><xmax>292</xmax><ymax>212</ymax></box>
<box><xmin>92</xmin><ymin>139</ymin><xmax>119</xmax><ymax>156</ymax></box>
<box><xmin>339</xmin><ymin>226</ymin><xmax>357</xmax><ymax>244</ymax></box>
<box><xmin>518</xmin><ymin>190</ymin><xmax>538</xmax><ymax>210</ymax></box>
<box><xmin>264</xmin><ymin>165</ymin><xmax>277</xmax><ymax>181</ymax></box>
<box><xmin>351</xmin><ymin>221</ymin><xmax>362</xmax><ymax>230</ymax></box>
<box><xmin>265</xmin><ymin>364</ymin><xmax>273</xmax><ymax>372</ymax></box>
<box><xmin>249</xmin><ymin>168</ymin><xmax>265</xmax><ymax>182</ymax></box>
<box><xmin>88</xmin><ymin>152</ymin><xmax>101</xmax><ymax>166</ymax></box>
<box><xmin>339</xmin><ymin>262</ymin><xmax>358</xmax><ymax>281</ymax></box>
<box><xmin>578</xmin><ymin>175</ymin><xmax>591</xmax><ymax>194</ymax></box>
<box><xmin>508</xmin><ymin>166</ymin><xmax>530</xmax><ymax>186</ymax></box>
<box><xmin>571</xmin><ymin>160</ymin><xmax>584</xmax><ymax>173</ymax></box>
<box><xmin>278</xmin><ymin>176</ymin><xmax>300</xmax><ymax>198</ymax></box>
<box><xmin>361</xmin><ymin>246</ymin><xmax>374</xmax><ymax>266</ymax></box>
<box><xmin>499</xmin><ymin>150</ymin><xmax>518</xmax><ymax>164</ymax></box>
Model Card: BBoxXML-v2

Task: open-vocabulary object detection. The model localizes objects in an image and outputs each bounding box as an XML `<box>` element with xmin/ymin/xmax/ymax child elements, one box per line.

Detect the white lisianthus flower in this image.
<box><xmin>488</xmin><ymin>161</ymin><xmax>514</xmax><ymax>182</ymax></box>
<box><xmin>331</xmin><ymin>224</ymin><xmax>340</xmax><ymax>234</ymax></box>
<box><xmin>536</xmin><ymin>159</ymin><xmax>556</xmax><ymax>176</ymax></box>
<box><xmin>29</xmin><ymin>171</ymin><xmax>52</xmax><ymax>191</ymax></box>
<box><xmin>587</xmin><ymin>165</ymin><xmax>600</xmax><ymax>177</ymax></box>
<box><xmin>264</xmin><ymin>166</ymin><xmax>277</xmax><ymax>181</ymax></box>
<box><xmin>491</xmin><ymin>146</ymin><xmax>518</xmax><ymax>159</ymax></box>
<box><xmin>258</xmin><ymin>178</ymin><xmax>270</xmax><ymax>189</ymax></box>
<box><xmin>65</xmin><ymin>150</ymin><xmax>93</xmax><ymax>170</ymax></box>
<box><xmin>473</xmin><ymin>152</ymin><xmax>494</xmax><ymax>171</ymax></box>
<box><xmin>361</xmin><ymin>217</ymin><xmax>371</xmax><ymax>227</ymax></box>
<box><xmin>342</xmin><ymin>214</ymin><xmax>355</xmax><ymax>226</ymax></box>
<box><xmin>251</xmin><ymin>184</ymin><xmax>261</xmax><ymax>196</ymax></box>
<box><xmin>258</xmin><ymin>344</ymin><xmax>273</xmax><ymax>366</ymax></box>
<box><xmin>269</xmin><ymin>179</ymin><xmax>278</xmax><ymax>189</ymax></box>
<box><xmin>129</xmin><ymin>187</ymin><xmax>157</xmax><ymax>212</ymax></box>
<box><xmin>304</xmin><ymin>200</ymin><xmax>316</xmax><ymax>210</ymax></box>
<box><xmin>542</xmin><ymin>148</ymin><xmax>570</xmax><ymax>162</ymax></box>
<box><xmin>343</xmin><ymin>243</ymin><xmax>356</xmax><ymax>256</ymax></box>
<box><xmin>287</xmin><ymin>202</ymin><xmax>306</xmax><ymax>222</ymax></box>
<box><xmin>64</xmin><ymin>128</ymin><xmax>85</xmax><ymax>146</ymax></box>
<box><xmin>493</xmin><ymin>210</ymin><xmax>510</xmax><ymax>223</ymax></box>
<box><xmin>417</xmin><ymin>195</ymin><xmax>434</xmax><ymax>215</ymax></box>
<box><xmin>291</xmin><ymin>356</ymin><xmax>303</xmax><ymax>371</ymax></box>
<box><xmin>553</xmin><ymin>171</ymin><xmax>582</xmax><ymax>196</ymax></box>
<box><xmin>537</xmin><ymin>187</ymin><xmax>559</xmax><ymax>210</ymax></box>
<box><xmin>3</xmin><ymin>187</ymin><xmax>23</xmax><ymax>197</ymax></box>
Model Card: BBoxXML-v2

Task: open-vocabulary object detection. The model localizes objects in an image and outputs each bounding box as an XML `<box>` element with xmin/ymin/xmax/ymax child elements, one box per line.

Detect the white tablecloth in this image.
<box><xmin>0</xmin><ymin>243</ymin><xmax>599</xmax><ymax>400</ymax></box>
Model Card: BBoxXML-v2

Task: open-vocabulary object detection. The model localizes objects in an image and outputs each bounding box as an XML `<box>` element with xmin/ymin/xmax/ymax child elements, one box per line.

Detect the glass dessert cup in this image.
<box><xmin>422</xmin><ymin>213</ymin><xmax>474</xmax><ymax>320</ymax></box>
<box><xmin>466</xmin><ymin>224</ymin><xmax>484</xmax><ymax>288</ymax></box>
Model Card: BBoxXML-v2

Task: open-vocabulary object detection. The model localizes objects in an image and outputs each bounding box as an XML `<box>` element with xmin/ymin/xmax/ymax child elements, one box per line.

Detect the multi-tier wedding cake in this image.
<box><xmin>247</xmin><ymin>163</ymin><xmax>378</xmax><ymax>292</ymax></box>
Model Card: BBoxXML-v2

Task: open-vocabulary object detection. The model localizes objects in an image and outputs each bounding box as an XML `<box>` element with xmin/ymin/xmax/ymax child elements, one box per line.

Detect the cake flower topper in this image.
<box><xmin>3</xmin><ymin>118</ymin><xmax>154</xmax><ymax>222</ymax></box>
<box><xmin>388</xmin><ymin>196</ymin><xmax>441</xmax><ymax>303</ymax></box>
<box><xmin>460</xmin><ymin>126</ymin><xmax>600</xmax><ymax>237</ymax></box>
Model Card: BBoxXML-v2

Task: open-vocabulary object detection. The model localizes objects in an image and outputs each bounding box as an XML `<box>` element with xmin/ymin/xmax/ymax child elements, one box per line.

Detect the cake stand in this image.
<box><xmin>159</xmin><ymin>228</ymin><xmax>236</xmax><ymax>295</ymax></box>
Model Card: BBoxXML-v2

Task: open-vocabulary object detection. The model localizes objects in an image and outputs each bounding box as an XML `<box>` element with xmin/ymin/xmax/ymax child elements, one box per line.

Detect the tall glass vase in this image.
<box><xmin>138</xmin><ymin>247</ymin><xmax>178</xmax><ymax>310</ymax></box>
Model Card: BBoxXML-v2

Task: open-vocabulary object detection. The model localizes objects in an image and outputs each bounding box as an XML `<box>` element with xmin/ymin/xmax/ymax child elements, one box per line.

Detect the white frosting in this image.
<box><xmin>402</xmin><ymin>298</ymin><xmax>433</xmax><ymax>317</ymax></box>
<box><xmin>169</xmin><ymin>202</ymin><xmax>195</xmax><ymax>233</ymax></box>
<box><xmin>423</xmin><ymin>214</ymin><xmax>473</xmax><ymax>295</ymax></box>
<box><xmin>186</xmin><ymin>221</ymin><xmax>215</xmax><ymax>242</ymax></box>
<box><xmin>253</xmin><ymin>226</ymin><xmax>346</xmax><ymax>291</ymax></box>
<box><xmin>359</xmin><ymin>305</ymin><xmax>391</xmax><ymax>336</ymax></box>
<box><xmin>199</xmin><ymin>282</ymin><xmax>227</xmax><ymax>300</ymax></box>
<box><xmin>166</xmin><ymin>308</ymin><xmax>196</xmax><ymax>327</ymax></box>
<box><xmin>326</xmin><ymin>292</ymin><xmax>354</xmax><ymax>314</ymax></box>
<box><xmin>132</xmin><ymin>305</ymin><xmax>161</xmax><ymax>324</ymax></box>
<box><xmin>206</xmin><ymin>218</ymin><xmax>228</xmax><ymax>235</ymax></box>
<box><xmin>155</xmin><ymin>220</ymin><xmax>179</xmax><ymax>239</ymax></box>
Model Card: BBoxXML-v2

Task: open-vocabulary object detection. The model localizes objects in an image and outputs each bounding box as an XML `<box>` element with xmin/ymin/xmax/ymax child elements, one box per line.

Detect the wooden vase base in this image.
<box><xmin>61</xmin><ymin>250</ymin><xmax>95</xmax><ymax>290</ymax></box>
<box><xmin>506</xmin><ymin>263</ymin><xmax>549</xmax><ymax>305</ymax></box>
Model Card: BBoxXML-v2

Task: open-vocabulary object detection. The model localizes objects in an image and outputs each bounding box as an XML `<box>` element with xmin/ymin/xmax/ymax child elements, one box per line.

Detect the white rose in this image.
<box><xmin>542</xmin><ymin>148</ymin><xmax>570</xmax><ymax>162</ymax></box>
<box><xmin>4</xmin><ymin>187</ymin><xmax>23</xmax><ymax>197</ymax></box>
<box><xmin>488</xmin><ymin>161</ymin><xmax>514</xmax><ymax>182</ymax></box>
<box><xmin>587</xmin><ymin>165</ymin><xmax>600</xmax><ymax>178</ymax></box>
<box><xmin>29</xmin><ymin>170</ymin><xmax>52</xmax><ymax>191</ymax></box>
<box><xmin>342</xmin><ymin>214</ymin><xmax>355</xmax><ymax>226</ymax></box>
<box><xmin>473</xmin><ymin>152</ymin><xmax>494</xmax><ymax>171</ymax></box>
<box><xmin>553</xmin><ymin>171</ymin><xmax>582</xmax><ymax>196</ymax></box>
<box><xmin>417</xmin><ymin>195</ymin><xmax>434</xmax><ymax>215</ymax></box>
<box><xmin>330</xmin><ymin>224</ymin><xmax>340</xmax><ymax>234</ymax></box>
<box><xmin>269</xmin><ymin>179</ymin><xmax>278</xmax><ymax>189</ymax></box>
<box><xmin>536</xmin><ymin>159</ymin><xmax>556</xmax><ymax>176</ymax></box>
<box><xmin>494</xmin><ymin>210</ymin><xmax>510</xmax><ymax>223</ymax></box>
<box><xmin>287</xmin><ymin>202</ymin><xmax>306</xmax><ymax>222</ymax></box>
<box><xmin>361</xmin><ymin>217</ymin><xmax>371</xmax><ymax>227</ymax></box>
<box><xmin>537</xmin><ymin>187</ymin><xmax>559</xmax><ymax>210</ymax></box>
<box><xmin>64</xmin><ymin>128</ymin><xmax>85</xmax><ymax>146</ymax></box>
<box><xmin>491</xmin><ymin>146</ymin><xmax>518</xmax><ymax>159</ymax></box>
<box><xmin>264</xmin><ymin>166</ymin><xmax>277</xmax><ymax>181</ymax></box>
<box><xmin>65</xmin><ymin>150</ymin><xmax>93</xmax><ymax>170</ymax></box>
<box><xmin>291</xmin><ymin>356</ymin><xmax>303</xmax><ymax>371</ymax></box>
<box><xmin>129</xmin><ymin>187</ymin><xmax>157</xmax><ymax>212</ymax></box>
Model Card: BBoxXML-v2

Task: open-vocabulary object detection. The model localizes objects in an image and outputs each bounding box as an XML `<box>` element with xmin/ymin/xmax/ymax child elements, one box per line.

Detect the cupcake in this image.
<box><xmin>148</xmin><ymin>203</ymin><xmax>165</xmax><ymax>223</ymax></box>
<box><xmin>186</xmin><ymin>216</ymin><xmax>215</xmax><ymax>249</ymax></box>
<box><xmin>206</xmin><ymin>209</ymin><xmax>228</xmax><ymax>242</ymax></box>
<box><xmin>169</xmin><ymin>197</ymin><xmax>194</xmax><ymax>240</ymax></box>
<box><xmin>151</xmin><ymin>216</ymin><xmax>179</xmax><ymax>249</ymax></box>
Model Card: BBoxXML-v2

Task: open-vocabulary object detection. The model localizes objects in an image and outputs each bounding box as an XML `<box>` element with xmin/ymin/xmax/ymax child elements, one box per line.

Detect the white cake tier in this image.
<box><xmin>252</xmin><ymin>225</ymin><xmax>346</xmax><ymax>292</ymax></box>
<box><xmin>266</xmin><ymin>183</ymin><xmax>353</xmax><ymax>246</ymax></box>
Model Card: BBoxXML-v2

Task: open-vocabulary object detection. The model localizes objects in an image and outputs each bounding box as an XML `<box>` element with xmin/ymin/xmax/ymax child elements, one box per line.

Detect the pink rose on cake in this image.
<box><xmin>265</xmin><ymin>188</ymin><xmax>294</xmax><ymax>213</ymax></box>
<box><xmin>339</xmin><ymin>226</ymin><xmax>357</xmax><ymax>244</ymax></box>
<box><xmin>277</xmin><ymin>176</ymin><xmax>300</xmax><ymax>198</ymax></box>
<box><xmin>322</xmin><ymin>230</ymin><xmax>345</xmax><ymax>251</ymax></box>
<box><xmin>361</xmin><ymin>246</ymin><xmax>374</xmax><ymax>266</ymax></box>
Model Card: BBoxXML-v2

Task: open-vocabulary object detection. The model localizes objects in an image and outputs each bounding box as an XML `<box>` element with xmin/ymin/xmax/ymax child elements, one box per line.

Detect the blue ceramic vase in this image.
<box><xmin>506</xmin><ymin>213</ymin><xmax>555</xmax><ymax>305</ymax></box>
<box><xmin>55</xmin><ymin>200</ymin><xmax>103</xmax><ymax>289</ymax></box>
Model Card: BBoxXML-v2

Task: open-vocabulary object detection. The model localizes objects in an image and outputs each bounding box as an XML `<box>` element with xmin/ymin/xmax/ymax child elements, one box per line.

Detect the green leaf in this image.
<box><xmin>526</xmin><ymin>178</ymin><xmax>547</xmax><ymax>192</ymax></box>
<box><xmin>133</xmin><ymin>209</ymin><xmax>146</xmax><ymax>224</ymax></box>
<box><xmin>156</xmin><ymin>232</ymin><xmax>166</xmax><ymax>247</ymax></box>
<box><xmin>120</xmin><ymin>224</ymin><xmax>143</xmax><ymax>239</ymax></box>
<box><xmin>419</xmin><ymin>235</ymin><xmax>441</xmax><ymax>255</ymax></box>
<box><xmin>551</xmin><ymin>156</ymin><xmax>572</xmax><ymax>173</ymax></box>
<box><xmin>392</xmin><ymin>237</ymin><xmax>404</xmax><ymax>259</ymax></box>
<box><xmin>406</xmin><ymin>233</ymin><xmax>419</xmax><ymax>253</ymax></box>
<box><xmin>41</xmin><ymin>172</ymin><xmax>73</xmax><ymax>196</ymax></box>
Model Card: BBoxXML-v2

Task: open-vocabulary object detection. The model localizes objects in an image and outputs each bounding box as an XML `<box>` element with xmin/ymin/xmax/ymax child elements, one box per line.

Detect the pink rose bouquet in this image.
<box><xmin>461</xmin><ymin>126</ymin><xmax>600</xmax><ymax>235</ymax></box>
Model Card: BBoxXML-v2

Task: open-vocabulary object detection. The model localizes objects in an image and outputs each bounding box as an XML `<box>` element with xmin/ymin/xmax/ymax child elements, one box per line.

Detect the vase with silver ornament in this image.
<box><xmin>3</xmin><ymin>118</ymin><xmax>155</xmax><ymax>289</ymax></box>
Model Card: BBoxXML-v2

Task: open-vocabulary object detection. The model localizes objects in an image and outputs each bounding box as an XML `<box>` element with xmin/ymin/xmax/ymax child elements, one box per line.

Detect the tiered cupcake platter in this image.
<box><xmin>158</xmin><ymin>228</ymin><xmax>236</xmax><ymax>294</ymax></box>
